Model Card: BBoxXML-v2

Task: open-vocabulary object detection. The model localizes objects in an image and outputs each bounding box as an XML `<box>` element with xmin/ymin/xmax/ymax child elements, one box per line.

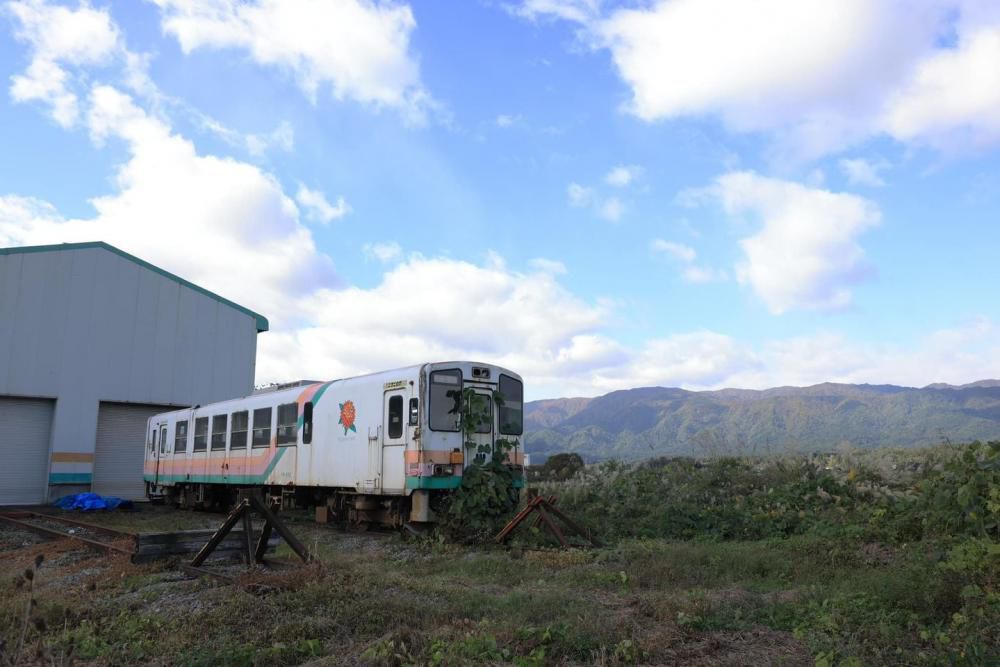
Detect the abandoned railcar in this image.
<box><xmin>143</xmin><ymin>361</ymin><xmax>525</xmax><ymax>525</ymax></box>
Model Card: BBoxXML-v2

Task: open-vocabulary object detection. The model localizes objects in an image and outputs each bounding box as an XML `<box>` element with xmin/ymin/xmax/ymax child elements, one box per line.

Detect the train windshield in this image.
<box><xmin>429</xmin><ymin>369</ymin><xmax>462</xmax><ymax>431</ymax></box>
<box><xmin>498</xmin><ymin>374</ymin><xmax>523</xmax><ymax>435</ymax></box>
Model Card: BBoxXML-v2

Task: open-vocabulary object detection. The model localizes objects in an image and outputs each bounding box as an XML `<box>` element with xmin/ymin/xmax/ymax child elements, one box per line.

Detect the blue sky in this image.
<box><xmin>2</xmin><ymin>0</ymin><xmax>1000</xmax><ymax>399</ymax></box>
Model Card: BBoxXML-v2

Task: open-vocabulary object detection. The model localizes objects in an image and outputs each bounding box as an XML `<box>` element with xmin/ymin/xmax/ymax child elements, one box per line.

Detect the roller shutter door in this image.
<box><xmin>0</xmin><ymin>397</ymin><xmax>54</xmax><ymax>505</ymax></box>
<box><xmin>93</xmin><ymin>402</ymin><xmax>168</xmax><ymax>500</ymax></box>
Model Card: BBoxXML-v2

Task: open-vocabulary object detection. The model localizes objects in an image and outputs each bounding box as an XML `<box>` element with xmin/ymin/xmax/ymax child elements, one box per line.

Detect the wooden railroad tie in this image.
<box><xmin>494</xmin><ymin>494</ymin><xmax>603</xmax><ymax>548</ymax></box>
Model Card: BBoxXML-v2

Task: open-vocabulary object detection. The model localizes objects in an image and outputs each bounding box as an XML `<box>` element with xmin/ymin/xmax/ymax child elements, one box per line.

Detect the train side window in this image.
<box><xmin>388</xmin><ymin>395</ymin><xmax>403</xmax><ymax>439</ymax></box>
<box><xmin>276</xmin><ymin>403</ymin><xmax>298</xmax><ymax>445</ymax></box>
<box><xmin>302</xmin><ymin>402</ymin><xmax>313</xmax><ymax>444</ymax></box>
<box><xmin>175</xmin><ymin>420</ymin><xmax>188</xmax><ymax>453</ymax></box>
<box><xmin>193</xmin><ymin>417</ymin><xmax>208</xmax><ymax>451</ymax></box>
<box><xmin>151</xmin><ymin>429</ymin><xmax>157</xmax><ymax>454</ymax></box>
<box><xmin>211</xmin><ymin>414</ymin><xmax>227</xmax><ymax>450</ymax></box>
<box><xmin>252</xmin><ymin>408</ymin><xmax>272</xmax><ymax>447</ymax></box>
<box><xmin>408</xmin><ymin>398</ymin><xmax>419</xmax><ymax>426</ymax></box>
<box><xmin>231</xmin><ymin>411</ymin><xmax>248</xmax><ymax>450</ymax></box>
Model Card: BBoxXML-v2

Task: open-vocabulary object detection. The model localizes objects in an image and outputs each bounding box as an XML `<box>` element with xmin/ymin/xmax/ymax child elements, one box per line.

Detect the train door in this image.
<box><xmin>381</xmin><ymin>389</ymin><xmax>407</xmax><ymax>492</ymax></box>
<box><xmin>466</xmin><ymin>388</ymin><xmax>494</xmax><ymax>465</ymax></box>
<box><xmin>156</xmin><ymin>422</ymin><xmax>167</xmax><ymax>486</ymax></box>
<box><xmin>228</xmin><ymin>410</ymin><xmax>248</xmax><ymax>483</ymax></box>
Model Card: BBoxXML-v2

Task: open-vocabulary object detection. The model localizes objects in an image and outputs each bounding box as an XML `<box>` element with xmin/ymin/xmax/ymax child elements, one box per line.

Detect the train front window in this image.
<box><xmin>469</xmin><ymin>392</ymin><xmax>492</xmax><ymax>433</ymax></box>
<box><xmin>429</xmin><ymin>369</ymin><xmax>462</xmax><ymax>431</ymax></box>
<box><xmin>499</xmin><ymin>374</ymin><xmax>523</xmax><ymax>435</ymax></box>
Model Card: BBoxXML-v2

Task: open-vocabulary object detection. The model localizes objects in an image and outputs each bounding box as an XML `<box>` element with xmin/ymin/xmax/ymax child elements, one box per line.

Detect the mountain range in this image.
<box><xmin>523</xmin><ymin>380</ymin><xmax>1000</xmax><ymax>462</ymax></box>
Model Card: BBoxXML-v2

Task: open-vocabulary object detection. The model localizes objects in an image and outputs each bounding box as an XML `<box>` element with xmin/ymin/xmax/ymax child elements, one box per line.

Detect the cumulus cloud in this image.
<box><xmin>699</xmin><ymin>171</ymin><xmax>881</xmax><ymax>314</ymax></box>
<box><xmin>884</xmin><ymin>24</ymin><xmax>1000</xmax><ymax>150</ymax></box>
<box><xmin>152</xmin><ymin>0</ymin><xmax>431</xmax><ymax>122</ymax></box>
<box><xmin>295</xmin><ymin>184</ymin><xmax>350</xmax><ymax>224</ymax></box>
<box><xmin>7</xmin><ymin>0</ymin><xmax>121</xmax><ymax>126</ymax></box>
<box><xmin>1</xmin><ymin>85</ymin><xmax>335</xmax><ymax>324</ymax></box>
<box><xmin>567</xmin><ymin>182</ymin><xmax>593</xmax><ymax>207</ymax></box>
<box><xmin>517</xmin><ymin>0</ymin><xmax>1000</xmax><ymax>156</ymax></box>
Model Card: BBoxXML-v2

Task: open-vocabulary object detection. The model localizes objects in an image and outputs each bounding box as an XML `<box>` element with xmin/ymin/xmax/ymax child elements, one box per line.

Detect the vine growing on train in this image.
<box><xmin>437</xmin><ymin>388</ymin><xmax>521</xmax><ymax>542</ymax></box>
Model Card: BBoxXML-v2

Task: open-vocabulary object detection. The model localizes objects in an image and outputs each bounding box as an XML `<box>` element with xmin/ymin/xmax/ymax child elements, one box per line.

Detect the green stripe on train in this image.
<box><xmin>145</xmin><ymin>448</ymin><xmax>287</xmax><ymax>485</ymax></box>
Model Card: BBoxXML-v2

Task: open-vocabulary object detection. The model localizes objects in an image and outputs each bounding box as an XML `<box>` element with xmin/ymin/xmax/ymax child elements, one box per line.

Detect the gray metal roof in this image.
<box><xmin>0</xmin><ymin>241</ymin><xmax>269</xmax><ymax>332</ymax></box>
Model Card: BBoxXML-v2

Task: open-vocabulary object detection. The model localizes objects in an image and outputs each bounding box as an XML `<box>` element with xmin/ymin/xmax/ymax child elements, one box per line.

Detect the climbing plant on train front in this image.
<box><xmin>437</xmin><ymin>388</ymin><xmax>520</xmax><ymax>542</ymax></box>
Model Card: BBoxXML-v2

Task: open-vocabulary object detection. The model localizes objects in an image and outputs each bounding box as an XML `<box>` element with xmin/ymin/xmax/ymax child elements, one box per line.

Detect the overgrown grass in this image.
<box><xmin>0</xmin><ymin>442</ymin><xmax>997</xmax><ymax>665</ymax></box>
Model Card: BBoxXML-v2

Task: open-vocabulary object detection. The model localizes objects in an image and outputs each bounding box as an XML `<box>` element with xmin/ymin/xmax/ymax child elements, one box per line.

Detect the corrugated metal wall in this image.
<box><xmin>0</xmin><ymin>397</ymin><xmax>54</xmax><ymax>505</ymax></box>
<box><xmin>93</xmin><ymin>402</ymin><xmax>169</xmax><ymax>500</ymax></box>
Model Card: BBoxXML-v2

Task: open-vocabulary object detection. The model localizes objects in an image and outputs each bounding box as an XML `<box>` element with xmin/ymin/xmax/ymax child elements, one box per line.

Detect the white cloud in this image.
<box><xmin>528</xmin><ymin>257</ymin><xmax>567</xmax><ymax>275</ymax></box>
<box><xmin>567</xmin><ymin>182</ymin><xmax>593</xmax><ymax>207</ymax></box>
<box><xmin>650</xmin><ymin>239</ymin><xmax>695</xmax><ymax>263</ymax></box>
<box><xmin>651</xmin><ymin>239</ymin><xmax>725</xmax><ymax>284</ymax></box>
<box><xmin>512</xmin><ymin>0</ymin><xmax>600</xmax><ymax>23</ymax></box>
<box><xmin>1</xmin><ymin>85</ymin><xmax>334</xmax><ymax>324</ymax></box>
<box><xmin>839</xmin><ymin>157</ymin><xmax>887</xmax><ymax>187</ymax></box>
<box><xmin>709</xmin><ymin>171</ymin><xmax>881</xmax><ymax>314</ymax></box>
<box><xmin>363</xmin><ymin>241</ymin><xmax>402</xmax><ymax>263</ymax></box>
<box><xmin>496</xmin><ymin>113</ymin><xmax>520</xmax><ymax>128</ymax></box>
<box><xmin>152</xmin><ymin>0</ymin><xmax>431</xmax><ymax>122</ymax></box>
<box><xmin>295</xmin><ymin>184</ymin><xmax>350</xmax><ymax>224</ymax></box>
<box><xmin>605</xmin><ymin>164</ymin><xmax>641</xmax><ymax>187</ymax></box>
<box><xmin>519</xmin><ymin>0</ymin><xmax>1000</xmax><ymax>156</ymax></box>
<box><xmin>597</xmin><ymin>196</ymin><xmax>623</xmax><ymax>222</ymax></box>
<box><xmin>255</xmin><ymin>254</ymin><xmax>613</xmax><ymax>396</ymax></box>
<box><xmin>884</xmin><ymin>24</ymin><xmax>1000</xmax><ymax>150</ymax></box>
<box><xmin>7</xmin><ymin>0</ymin><xmax>121</xmax><ymax>126</ymax></box>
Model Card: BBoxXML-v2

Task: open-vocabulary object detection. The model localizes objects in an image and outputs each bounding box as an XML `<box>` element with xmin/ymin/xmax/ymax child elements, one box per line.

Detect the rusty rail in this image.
<box><xmin>0</xmin><ymin>512</ymin><xmax>135</xmax><ymax>557</ymax></box>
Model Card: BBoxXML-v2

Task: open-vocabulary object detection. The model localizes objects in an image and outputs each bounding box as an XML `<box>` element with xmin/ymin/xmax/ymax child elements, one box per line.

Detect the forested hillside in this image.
<box><xmin>525</xmin><ymin>381</ymin><xmax>1000</xmax><ymax>461</ymax></box>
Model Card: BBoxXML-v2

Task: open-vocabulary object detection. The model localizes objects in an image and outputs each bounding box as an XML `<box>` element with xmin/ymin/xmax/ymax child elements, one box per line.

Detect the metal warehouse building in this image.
<box><xmin>0</xmin><ymin>242</ymin><xmax>267</xmax><ymax>505</ymax></box>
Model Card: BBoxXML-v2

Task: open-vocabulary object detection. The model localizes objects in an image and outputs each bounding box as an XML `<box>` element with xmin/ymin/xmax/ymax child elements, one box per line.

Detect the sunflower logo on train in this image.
<box><xmin>338</xmin><ymin>400</ymin><xmax>357</xmax><ymax>435</ymax></box>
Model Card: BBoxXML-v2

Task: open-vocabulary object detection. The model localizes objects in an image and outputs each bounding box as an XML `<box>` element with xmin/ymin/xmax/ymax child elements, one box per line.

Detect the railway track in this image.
<box><xmin>0</xmin><ymin>511</ymin><xmax>136</xmax><ymax>557</ymax></box>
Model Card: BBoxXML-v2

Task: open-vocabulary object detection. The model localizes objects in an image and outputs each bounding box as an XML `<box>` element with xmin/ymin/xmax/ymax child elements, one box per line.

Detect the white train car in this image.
<box><xmin>143</xmin><ymin>361</ymin><xmax>525</xmax><ymax>525</ymax></box>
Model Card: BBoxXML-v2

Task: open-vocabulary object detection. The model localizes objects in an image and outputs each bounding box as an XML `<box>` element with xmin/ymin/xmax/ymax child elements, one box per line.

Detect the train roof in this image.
<box><xmin>148</xmin><ymin>361</ymin><xmax>522</xmax><ymax>420</ymax></box>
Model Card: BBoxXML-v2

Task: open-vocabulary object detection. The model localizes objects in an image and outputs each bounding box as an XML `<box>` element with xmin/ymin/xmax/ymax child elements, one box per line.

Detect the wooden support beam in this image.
<box><xmin>191</xmin><ymin>501</ymin><xmax>247</xmax><ymax>567</ymax></box>
<box><xmin>254</xmin><ymin>521</ymin><xmax>273</xmax><ymax>563</ymax></box>
<box><xmin>249</xmin><ymin>495</ymin><xmax>311</xmax><ymax>562</ymax></box>
<box><xmin>535</xmin><ymin>507</ymin><xmax>569</xmax><ymax>548</ymax></box>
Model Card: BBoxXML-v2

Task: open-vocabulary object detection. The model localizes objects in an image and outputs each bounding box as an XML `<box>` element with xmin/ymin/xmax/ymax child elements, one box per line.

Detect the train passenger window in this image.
<box><xmin>409</xmin><ymin>398</ymin><xmax>419</xmax><ymax>426</ymax></box>
<box><xmin>429</xmin><ymin>369</ymin><xmax>462</xmax><ymax>432</ymax></box>
<box><xmin>498</xmin><ymin>374</ymin><xmax>524</xmax><ymax>435</ymax></box>
<box><xmin>252</xmin><ymin>407</ymin><xmax>272</xmax><ymax>447</ymax></box>
<box><xmin>175</xmin><ymin>420</ymin><xmax>188</xmax><ymax>452</ymax></box>
<box><xmin>211</xmin><ymin>415</ymin><xmax>227</xmax><ymax>450</ymax></box>
<box><xmin>388</xmin><ymin>395</ymin><xmax>403</xmax><ymax>439</ymax></box>
<box><xmin>231</xmin><ymin>411</ymin><xmax>248</xmax><ymax>450</ymax></box>
<box><xmin>193</xmin><ymin>417</ymin><xmax>208</xmax><ymax>451</ymax></box>
<box><xmin>151</xmin><ymin>429</ymin><xmax>157</xmax><ymax>453</ymax></box>
<box><xmin>302</xmin><ymin>402</ymin><xmax>313</xmax><ymax>444</ymax></box>
<box><xmin>276</xmin><ymin>403</ymin><xmax>297</xmax><ymax>445</ymax></box>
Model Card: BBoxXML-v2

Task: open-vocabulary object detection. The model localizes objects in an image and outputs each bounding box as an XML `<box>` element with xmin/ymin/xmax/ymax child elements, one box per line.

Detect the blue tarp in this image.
<box><xmin>52</xmin><ymin>493</ymin><xmax>133</xmax><ymax>512</ymax></box>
